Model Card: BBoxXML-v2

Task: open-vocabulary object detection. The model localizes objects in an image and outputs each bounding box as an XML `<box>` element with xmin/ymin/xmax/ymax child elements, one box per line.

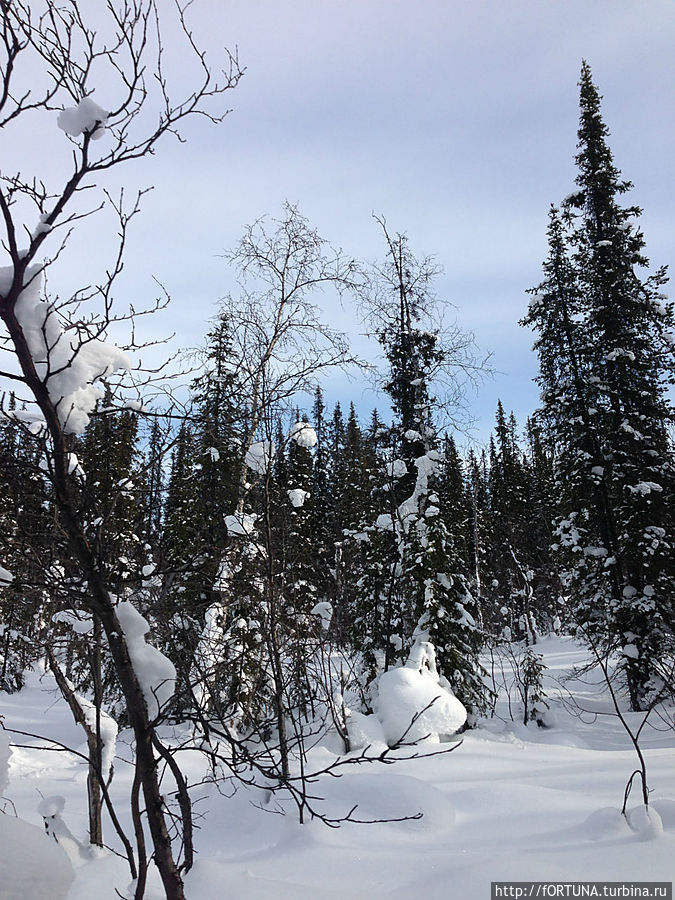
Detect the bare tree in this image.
<box><xmin>561</xmin><ymin>624</ymin><xmax>675</xmax><ymax>831</ymax></box>
<box><xmin>0</xmin><ymin>4</ymin><xmax>241</xmax><ymax>898</ymax></box>
<box><xmin>214</xmin><ymin>201</ymin><xmax>358</xmax><ymax>512</ymax></box>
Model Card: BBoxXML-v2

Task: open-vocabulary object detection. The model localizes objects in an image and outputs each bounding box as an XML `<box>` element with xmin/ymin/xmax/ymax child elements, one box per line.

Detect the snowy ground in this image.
<box><xmin>1</xmin><ymin>636</ymin><xmax>674</xmax><ymax>899</ymax></box>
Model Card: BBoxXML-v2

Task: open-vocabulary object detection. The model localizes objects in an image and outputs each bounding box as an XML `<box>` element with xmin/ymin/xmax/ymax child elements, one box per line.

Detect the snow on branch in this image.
<box><xmin>2</xmin><ymin>266</ymin><xmax>130</xmax><ymax>433</ymax></box>
<box><xmin>116</xmin><ymin>600</ymin><xmax>176</xmax><ymax>721</ymax></box>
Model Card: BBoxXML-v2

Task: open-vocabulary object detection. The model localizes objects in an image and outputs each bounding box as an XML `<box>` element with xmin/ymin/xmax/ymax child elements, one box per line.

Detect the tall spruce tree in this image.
<box><xmin>355</xmin><ymin>219</ymin><xmax>488</xmax><ymax>714</ymax></box>
<box><xmin>523</xmin><ymin>63</ymin><xmax>675</xmax><ymax>709</ymax></box>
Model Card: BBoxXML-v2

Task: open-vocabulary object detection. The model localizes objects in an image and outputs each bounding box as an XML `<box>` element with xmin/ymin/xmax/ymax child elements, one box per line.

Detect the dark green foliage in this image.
<box><xmin>523</xmin><ymin>63</ymin><xmax>675</xmax><ymax>709</ymax></box>
<box><xmin>0</xmin><ymin>402</ymin><xmax>53</xmax><ymax>688</ymax></box>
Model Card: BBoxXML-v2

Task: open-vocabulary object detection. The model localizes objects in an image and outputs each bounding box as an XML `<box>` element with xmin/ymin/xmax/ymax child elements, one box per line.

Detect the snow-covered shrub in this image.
<box><xmin>374</xmin><ymin>641</ymin><xmax>466</xmax><ymax>746</ymax></box>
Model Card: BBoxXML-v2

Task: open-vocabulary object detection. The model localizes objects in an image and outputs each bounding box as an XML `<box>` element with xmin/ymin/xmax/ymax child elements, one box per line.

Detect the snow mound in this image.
<box><xmin>311</xmin><ymin>772</ymin><xmax>455</xmax><ymax>831</ymax></box>
<box><xmin>345</xmin><ymin>710</ymin><xmax>388</xmax><ymax>753</ymax></box>
<box><xmin>651</xmin><ymin>798</ymin><xmax>675</xmax><ymax>831</ymax></box>
<box><xmin>116</xmin><ymin>601</ymin><xmax>176</xmax><ymax>720</ymax></box>
<box><xmin>580</xmin><ymin>807</ymin><xmax>632</xmax><ymax>840</ymax></box>
<box><xmin>374</xmin><ymin>641</ymin><xmax>466</xmax><ymax>746</ymax></box>
<box><xmin>0</xmin><ymin>813</ymin><xmax>74</xmax><ymax>899</ymax></box>
<box><xmin>625</xmin><ymin>804</ymin><xmax>664</xmax><ymax>841</ymax></box>
<box><xmin>65</xmin><ymin>850</ymin><xmax>131</xmax><ymax>900</ymax></box>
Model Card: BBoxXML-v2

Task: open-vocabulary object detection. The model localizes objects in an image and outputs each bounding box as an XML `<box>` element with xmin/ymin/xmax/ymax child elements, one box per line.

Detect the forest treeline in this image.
<box><xmin>2</xmin><ymin>63</ymin><xmax>673</xmax><ymax>729</ymax></box>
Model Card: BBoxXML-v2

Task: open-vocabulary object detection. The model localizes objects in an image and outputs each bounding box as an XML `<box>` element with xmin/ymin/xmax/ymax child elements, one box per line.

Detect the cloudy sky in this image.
<box><xmin>8</xmin><ymin>0</ymin><xmax>675</xmax><ymax>442</ymax></box>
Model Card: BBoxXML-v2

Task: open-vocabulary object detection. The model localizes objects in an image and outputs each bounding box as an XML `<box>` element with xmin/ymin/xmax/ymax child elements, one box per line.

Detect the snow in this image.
<box><xmin>1</xmin><ymin>267</ymin><xmax>131</xmax><ymax>434</ymax></box>
<box><xmin>374</xmin><ymin>641</ymin><xmax>467</xmax><ymax>745</ymax></box>
<box><xmin>0</xmin><ymin>565</ymin><xmax>13</xmax><ymax>584</ymax></box>
<box><xmin>393</xmin><ymin>450</ymin><xmax>441</xmax><ymax>532</ymax></box>
<box><xmin>375</xmin><ymin>513</ymin><xmax>394</xmax><ymax>531</ymax></box>
<box><xmin>1</xmin><ymin>639</ymin><xmax>674</xmax><ymax>899</ymax></box>
<box><xmin>225</xmin><ymin>512</ymin><xmax>257</xmax><ymax>536</ymax></box>
<box><xmin>63</xmin><ymin>678</ymin><xmax>118</xmax><ymax>778</ymax></box>
<box><xmin>57</xmin><ymin>97</ymin><xmax>108</xmax><ymax>140</ymax></box>
<box><xmin>625</xmin><ymin>804</ymin><xmax>664</xmax><ymax>840</ymax></box>
<box><xmin>191</xmin><ymin>602</ymin><xmax>227</xmax><ymax>711</ymax></box>
<box><xmin>628</xmin><ymin>481</ymin><xmax>663</xmax><ymax>496</ymax></box>
<box><xmin>116</xmin><ymin>600</ymin><xmax>176</xmax><ymax>720</ymax></box>
<box><xmin>0</xmin><ymin>724</ymin><xmax>10</xmax><ymax>795</ymax></box>
<box><xmin>289</xmin><ymin>421</ymin><xmax>318</xmax><ymax>448</ymax></box>
<box><xmin>606</xmin><ymin>348</ymin><xmax>636</xmax><ymax>362</ymax></box>
<box><xmin>387</xmin><ymin>458</ymin><xmax>408</xmax><ymax>479</ymax></box>
<box><xmin>67</xmin><ymin>453</ymin><xmax>85</xmax><ymax>479</ymax></box>
<box><xmin>310</xmin><ymin>601</ymin><xmax>333</xmax><ymax>630</ymax></box>
<box><xmin>245</xmin><ymin>440</ymin><xmax>275</xmax><ymax>474</ymax></box>
<box><xmin>288</xmin><ymin>488</ymin><xmax>310</xmax><ymax>508</ymax></box>
<box><xmin>1</xmin><ymin>722</ymin><xmax>73</xmax><ymax>897</ymax></box>
<box><xmin>52</xmin><ymin>609</ymin><xmax>93</xmax><ymax>635</ymax></box>
<box><xmin>0</xmin><ymin>811</ymin><xmax>74</xmax><ymax>899</ymax></box>
<box><xmin>38</xmin><ymin>794</ymin><xmax>66</xmax><ymax>817</ymax></box>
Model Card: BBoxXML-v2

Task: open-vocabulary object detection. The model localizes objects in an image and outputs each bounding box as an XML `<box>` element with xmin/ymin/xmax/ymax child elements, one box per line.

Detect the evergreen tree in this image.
<box><xmin>77</xmin><ymin>404</ymin><xmax>142</xmax><ymax>590</ymax></box>
<box><xmin>190</xmin><ymin>314</ymin><xmax>242</xmax><ymax>580</ymax></box>
<box><xmin>162</xmin><ymin>422</ymin><xmax>202</xmax><ymax>609</ymax></box>
<box><xmin>354</xmin><ymin>220</ymin><xmax>488</xmax><ymax>714</ymax></box>
<box><xmin>309</xmin><ymin>388</ymin><xmax>333</xmax><ymax>604</ymax></box>
<box><xmin>464</xmin><ymin>448</ymin><xmax>485</xmax><ymax>615</ymax></box>
<box><xmin>523</xmin><ymin>63</ymin><xmax>675</xmax><ymax>709</ymax></box>
<box><xmin>0</xmin><ymin>402</ymin><xmax>53</xmax><ymax>688</ymax></box>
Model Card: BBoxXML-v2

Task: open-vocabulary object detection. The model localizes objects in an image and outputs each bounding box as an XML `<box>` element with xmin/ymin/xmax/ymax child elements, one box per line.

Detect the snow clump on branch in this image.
<box><xmin>245</xmin><ymin>440</ymin><xmax>275</xmax><ymax>474</ymax></box>
<box><xmin>2</xmin><ymin>267</ymin><xmax>131</xmax><ymax>434</ymax></box>
<box><xmin>57</xmin><ymin>97</ymin><xmax>109</xmax><ymax>141</ymax></box>
<box><xmin>289</xmin><ymin>421</ymin><xmax>318</xmax><ymax>448</ymax></box>
<box><xmin>116</xmin><ymin>600</ymin><xmax>176</xmax><ymax>720</ymax></box>
<box><xmin>225</xmin><ymin>512</ymin><xmax>257</xmax><ymax>536</ymax></box>
<box><xmin>287</xmin><ymin>488</ymin><xmax>310</xmax><ymax>508</ymax></box>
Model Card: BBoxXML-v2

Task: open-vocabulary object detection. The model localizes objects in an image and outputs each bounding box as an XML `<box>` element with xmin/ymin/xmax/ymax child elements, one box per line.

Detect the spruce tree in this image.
<box><xmin>354</xmin><ymin>220</ymin><xmax>488</xmax><ymax>714</ymax></box>
<box><xmin>190</xmin><ymin>315</ymin><xmax>242</xmax><ymax>586</ymax></box>
<box><xmin>524</xmin><ymin>63</ymin><xmax>675</xmax><ymax>709</ymax></box>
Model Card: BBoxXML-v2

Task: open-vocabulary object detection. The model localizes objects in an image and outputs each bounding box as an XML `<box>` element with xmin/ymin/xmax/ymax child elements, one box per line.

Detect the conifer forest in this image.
<box><xmin>0</xmin><ymin>4</ymin><xmax>673</xmax><ymax>900</ymax></box>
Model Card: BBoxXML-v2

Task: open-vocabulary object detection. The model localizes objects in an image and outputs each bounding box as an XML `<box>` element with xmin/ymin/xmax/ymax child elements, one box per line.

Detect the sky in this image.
<box><xmin>4</xmin><ymin>0</ymin><xmax>675</xmax><ymax>444</ymax></box>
